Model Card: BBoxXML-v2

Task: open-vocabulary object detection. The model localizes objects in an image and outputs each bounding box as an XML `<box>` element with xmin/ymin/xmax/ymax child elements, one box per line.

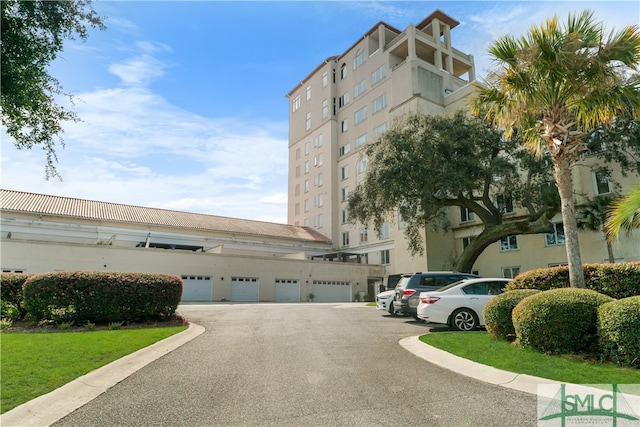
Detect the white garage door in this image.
<box><xmin>181</xmin><ymin>275</ymin><xmax>213</xmax><ymax>301</ymax></box>
<box><xmin>275</xmin><ymin>279</ymin><xmax>300</xmax><ymax>302</ymax></box>
<box><xmin>231</xmin><ymin>277</ymin><xmax>259</xmax><ymax>302</ymax></box>
<box><xmin>312</xmin><ymin>281</ymin><xmax>351</xmax><ymax>302</ymax></box>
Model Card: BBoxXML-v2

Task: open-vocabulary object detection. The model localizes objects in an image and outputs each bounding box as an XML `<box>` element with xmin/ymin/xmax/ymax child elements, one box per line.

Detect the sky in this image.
<box><xmin>1</xmin><ymin>1</ymin><xmax>639</xmax><ymax>224</ymax></box>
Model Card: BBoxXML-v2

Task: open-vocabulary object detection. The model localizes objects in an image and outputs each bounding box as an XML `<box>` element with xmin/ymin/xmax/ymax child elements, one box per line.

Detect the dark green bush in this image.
<box><xmin>598</xmin><ymin>296</ymin><xmax>640</xmax><ymax>369</ymax></box>
<box><xmin>512</xmin><ymin>288</ymin><xmax>613</xmax><ymax>354</ymax></box>
<box><xmin>0</xmin><ymin>272</ymin><xmax>31</xmax><ymax>318</ymax></box>
<box><xmin>506</xmin><ymin>262</ymin><xmax>640</xmax><ymax>299</ymax></box>
<box><xmin>23</xmin><ymin>271</ymin><xmax>183</xmax><ymax>324</ymax></box>
<box><xmin>483</xmin><ymin>289</ymin><xmax>540</xmax><ymax>341</ymax></box>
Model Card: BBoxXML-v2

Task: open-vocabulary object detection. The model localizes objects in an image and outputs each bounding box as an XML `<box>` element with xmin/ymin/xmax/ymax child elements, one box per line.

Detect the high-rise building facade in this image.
<box><xmin>286</xmin><ymin>10</ymin><xmax>476</xmax><ymax>278</ymax></box>
<box><xmin>287</xmin><ymin>10</ymin><xmax>639</xmax><ymax>282</ymax></box>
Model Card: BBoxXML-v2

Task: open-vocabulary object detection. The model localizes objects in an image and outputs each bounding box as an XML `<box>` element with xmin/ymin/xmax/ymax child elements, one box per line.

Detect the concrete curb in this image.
<box><xmin>399</xmin><ymin>335</ymin><xmax>562</xmax><ymax>395</ymax></box>
<box><xmin>1</xmin><ymin>322</ymin><xmax>205</xmax><ymax>427</ymax></box>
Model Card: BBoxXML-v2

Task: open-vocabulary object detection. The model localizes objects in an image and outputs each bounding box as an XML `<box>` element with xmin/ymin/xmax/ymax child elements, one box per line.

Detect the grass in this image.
<box><xmin>420</xmin><ymin>331</ymin><xmax>640</xmax><ymax>385</ymax></box>
<box><xmin>0</xmin><ymin>326</ymin><xmax>187</xmax><ymax>413</ymax></box>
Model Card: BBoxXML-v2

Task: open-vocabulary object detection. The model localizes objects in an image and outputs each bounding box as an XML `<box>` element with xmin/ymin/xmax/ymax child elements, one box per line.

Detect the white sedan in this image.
<box><xmin>375</xmin><ymin>289</ymin><xmax>397</xmax><ymax>315</ymax></box>
<box><xmin>416</xmin><ymin>278</ymin><xmax>511</xmax><ymax>331</ymax></box>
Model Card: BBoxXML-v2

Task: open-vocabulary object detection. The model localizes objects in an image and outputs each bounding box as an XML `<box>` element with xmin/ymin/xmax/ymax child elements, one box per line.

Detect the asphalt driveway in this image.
<box><xmin>53</xmin><ymin>303</ymin><xmax>538</xmax><ymax>426</ymax></box>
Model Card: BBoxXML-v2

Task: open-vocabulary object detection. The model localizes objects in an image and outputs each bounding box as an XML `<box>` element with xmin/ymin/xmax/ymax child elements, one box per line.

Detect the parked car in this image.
<box><xmin>393</xmin><ymin>271</ymin><xmax>479</xmax><ymax>319</ymax></box>
<box><xmin>375</xmin><ymin>289</ymin><xmax>397</xmax><ymax>314</ymax></box>
<box><xmin>416</xmin><ymin>278</ymin><xmax>511</xmax><ymax>331</ymax></box>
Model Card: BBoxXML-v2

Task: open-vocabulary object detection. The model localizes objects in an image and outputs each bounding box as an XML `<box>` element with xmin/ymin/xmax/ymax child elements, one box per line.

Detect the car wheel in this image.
<box><xmin>388</xmin><ymin>301</ymin><xmax>396</xmax><ymax>315</ymax></box>
<box><xmin>450</xmin><ymin>308</ymin><xmax>478</xmax><ymax>331</ymax></box>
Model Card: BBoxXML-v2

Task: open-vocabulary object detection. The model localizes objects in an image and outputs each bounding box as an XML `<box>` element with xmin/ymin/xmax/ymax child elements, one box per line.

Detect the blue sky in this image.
<box><xmin>1</xmin><ymin>1</ymin><xmax>638</xmax><ymax>223</ymax></box>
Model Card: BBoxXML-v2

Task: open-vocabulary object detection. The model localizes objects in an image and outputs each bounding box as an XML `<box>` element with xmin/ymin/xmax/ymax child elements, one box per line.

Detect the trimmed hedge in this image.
<box><xmin>505</xmin><ymin>262</ymin><xmax>640</xmax><ymax>299</ymax></box>
<box><xmin>23</xmin><ymin>271</ymin><xmax>183</xmax><ymax>324</ymax></box>
<box><xmin>0</xmin><ymin>272</ymin><xmax>31</xmax><ymax>318</ymax></box>
<box><xmin>512</xmin><ymin>288</ymin><xmax>613</xmax><ymax>354</ymax></box>
<box><xmin>598</xmin><ymin>296</ymin><xmax>640</xmax><ymax>369</ymax></box>
<box><xmin>483</xmin><ymin>289</ymin><xmax>540</xmax><ymax>341</ymax></box>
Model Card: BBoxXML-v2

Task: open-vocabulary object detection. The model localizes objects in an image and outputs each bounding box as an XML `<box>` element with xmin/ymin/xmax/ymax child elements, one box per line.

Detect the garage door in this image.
<box><xmin>231</xmin><ymin>277</ymin><xmax>259</xmax><ymax>302</ymax></box>
<box><xmin>312</xmin><ymin>281</ymin><xmax>351</xmax><ymax>302</ymax></box>
<box><xmin>275</xmin><ymin>279</ymin><xmax>300</xmax><ymax>302</ymax></box>
<box><xmin>181</xmin><ymin>275</ymin><xmax>213</xmax><ymax>301</ymax></box>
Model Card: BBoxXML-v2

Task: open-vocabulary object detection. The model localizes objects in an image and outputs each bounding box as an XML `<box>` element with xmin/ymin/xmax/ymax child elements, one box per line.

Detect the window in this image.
<box><xmin>314</xmin><ymin>133</ymin><xmax>323</xmax><ymax>147</ymax></box>
<box><xmin>372</xmin><ymin>94</ymin><xmax>387</xmax><ymax>113</ymax></box>
<box><xmin>360</xmin><ymin>228</ymin><xmax>368</xmax><ymax>243</ymax></box>
<box><xmin>315</xmin><ymin>193</ymin><xmax>323</xmax><ymax>207</ymax></box>
<box><xmin>314</xmin><ymin>173</ymin><xmax>323</xmax><ymax>187</ymax></box>
<box><xmin>314</xmin><ymin>154</ymin><xmax>323</xmax><ymax>167</ymax></box>
<box><xmin>371</xmin><ymin>65</ymin><xmax>386</xmax><ymax>85</ymax></box>
<box><xmin>373</xmin><ymin>123</ymin><xmax>387</xmax><ymax>138</ymax></box>
<box><xmin>306</xmin><ymin>86</ymin><xmax>311</xmax><ymax>101</ymax></box>
<box><xmin>593</xmin><ymin>170</ymin><xmax>612</xmax><ymax>195</ymax></box>
<box><xmin>380</xmin><ymin>249</ymin><xmax>390</xmax><ymax>265</ymax></box>
<box><xmin>342</xmin><ymin>209</ymin><xmax>349</xmax><ymax>223</ymax></box>
<box><xmin>292</xmin><ymin>95</ymin><xmax>301</xmax><ymax>112</ymax></box>
<box><xmin>295</xmin><ymin>165</ymin><xmax>300</xmax><ymax>178</ymax></box>
<box><xmin>339</xmin><ymin>143</ymin><xmax>351</xmax><ymax>156</ymax></box>
<box><xmin>354</xmin><ymin>79</ymin><xmax>366</xmax><ymax>97</ymax></box>
<box><xmin>304</xmin><ymin>142</ymin><xmax>310</xmax><ymax>155</ymax></box>
<box><xmin>315</xmin><ymin>214</ymin><xmax>323</xmax><ymax>228</ymax></box>
<box><xmin>305</xmin><ymin>112</ymin><xmax>311</xmax><ymax>131</ymax></box>
<box><xmin>355</xmin><ymin>107</ymin><xmax>367</xmax><ymax>125</ymax></box>
<box><xmin>295</xmin><ymin>147</ymin><xmax>301</xmax><ymax>160</ymax></box>
<box><xmin>546</xmin><ymin>223</ymin><xmax>565</xmax><ymax>246</ymax></box>
<box><xmin>497</xmin><ymin>194</ymin><xmax>514</xmax><ymax>214</ymax></box>
<box><xmin>322</xmin><ymin>71</ymin><xmax>328</xmax><ymax>87</ymax></box>
<box><xmin>342</xmin><ymin>232</ymin><xmax>350</xmax><ymax>246</ymax></box>
<box><xmin>294</xmin><ymin>203</ymin><xmax>299</xmax><ymax>215</ymax></box>
<box><xmin>339</xmin><ymin>91</ymin><xmax>350</xmax><ymax>108</ymax></box>
<box><xmin>341</xmin><ymin>187</ymin><xmax>349</xmax><ymax>202</ymax></box>
<box><xmin>304</xmin><ymin>161</ymin><xmax>309</xmax><ymax>174</ymax></box>
<box><xmin>340</xmin><ymin>63</ymin><xmax>347</xmax><ymax>79</ymax></box>
<box><xmin>379</xmin><ymin>222</ymin><xmax>390</xmax><ymax>239</ymax></box>
<box><xmin>462</xmin><ymin>236</ymin><xmax>474</xmax><ymax>250</ymax></box>
<box><xmin>355</xmin><ymin>133</ymin><xmax>367</xmax><ymax>148</ymax></box>
<box><xmin>357</xmin><ymin>158</ymin><xmax>367</xmax><ymax>183</ymax></box>
<box><xmin>501</xmin><ymin>267</ymin><xmax>521</xmax><ymax>279</ymax></box>
<box><xmin>341</xmin><ymin>119</ymin><xmax>349</xmax><ymax>133</ymax></box>
<box><xmin>500</xmin><ymin>235</ymin><xmax>518</xmax><ymax>251</ymax></box>
<box><xmin>322</xmin><ymin>99</ymin><xmax>328</xmax><ymax>119</ymax></box>
<box><xmin>341</xmin><ymin>165</ymin><xmax>349</xmax><ymax>180</ymax></box>
<box><xmin>460</xmin><ymin>207</ymin><xmax>475</xmax><ymax>223</ymax></box>
<box><xmin>353</xmin><ymin>49</ymin><xmax>366</xmax><ymax>69</ymax></box>
<box><xmin>304</xmin><ymin>180</ymin><xmax>309</xmax><ymax>193</ymax></box>
<box><xmin>295</xmin><ymin>184</ymin><xmax>300</xmax><ymax>196</ymax></box>
<box><xmin>304</xmin><ymin>199</ymin><xmax>309</xmax><ymax>212</ymax></box>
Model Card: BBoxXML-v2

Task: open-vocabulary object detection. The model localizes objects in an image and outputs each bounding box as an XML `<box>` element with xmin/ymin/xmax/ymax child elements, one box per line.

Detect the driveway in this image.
<box><xmin>53</xmin><ymin>303</ymin><xmax>538</xmax><ymax>426</ymax></box>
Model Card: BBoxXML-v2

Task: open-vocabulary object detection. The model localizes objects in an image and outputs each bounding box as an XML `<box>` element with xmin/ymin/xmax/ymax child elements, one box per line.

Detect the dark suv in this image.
<box><xmin>393</xmin><ymin>271</ymin><xmax>479</xmax><ymax>319</ymax></box>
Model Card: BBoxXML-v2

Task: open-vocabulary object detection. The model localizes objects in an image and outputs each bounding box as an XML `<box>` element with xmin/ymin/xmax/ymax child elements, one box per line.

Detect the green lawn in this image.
<box><xmin>0</xmin><ymin>326</ymin><xmax>187</xmax><ymax>413</ymax></box>
<box><xmin>420</xmin><ymin>331</ymin><xmax>640</xmax><ymax>384</ymax></box>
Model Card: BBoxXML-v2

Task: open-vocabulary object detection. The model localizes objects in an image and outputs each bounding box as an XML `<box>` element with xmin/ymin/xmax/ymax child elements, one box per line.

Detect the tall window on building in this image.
<box><xmin>462</xmin><ymin>236</ymin><xmax>474</xmax><ymax>250</ymax></box>
<box><xmin>372</xmin><ymin>94</ymin><xmax>387</xmax><ymax>113</ymax></box>
<box><xmin>353</xmin><ymin>49</ymin><xmax>366</xmax><ymax>69</ymax></box>
<box><xmin>496</xmin><ymin>193</ymin><xmax>514</xmax><ymax>214</ymax></box>
<box><xmin>342</xmin><ymin>231</ymin><xmax>350</xmax><ymax>246</ymax></box>
<box><xmin>341</xmin><ymin>165</ymin><xmax>349</xmax><ymax>180</ymax></box>
<box><xmin>292</xmin><ymin>95</ymin><xmax>301</xmax><ymax>112</ymax></box>
<box><xmin>354</xmin><ymin>79</ymin><xmax>366</xmax><ymax>97</ymax></box>
<box><xmin>304</xmin><ymin>180</ymin><xmax>309</xmax><ymax>193</ymax></box>
<box><xmin>460</xmin><ymin>207</ymin><xmax>474</xmax><ymax>223</ymax></box>
<box><xmin>305</xmin><ymin>112</ymin><xmax>311</xmax><ymax>131</ymax></box>
<box><xmin>304</xmin><ymin>199</ymin><xmax>309</xmax><ymax>212</ymax></box>
<box><xmin>357</xmin><ymin>158</ymin><xmax>367</xmax><ymax>184</ymax></box>
<box><xmin>339</xmin><ymin>143</ymin><xmax>351</xmax><ymax>156</ymax></box>
<box><xmin>322</xmin><ymin>71</ymin><xmax>328</xmax><ymax>87</ymax></box>
<box><xmin>341</xmin><ymin>119</ymin><xmax>349</xmax><ymax>133</ymax></box>
<box><xmin>593</xmin><ymin>170</ymin><xmax>612</xmax><ymax>195</ymax></box>
<box><xmin>341</xmin><ymin>187</ymin><xmax>349</xmax><ymax>202</ymax></box>
<box><xmin>500</xmin><ymin>235</ymin><xmax>518</xmax><ymax>251</ymax></box>
<box><xmin>379</xmin><ymin>222</ymin><xmax>389</xmax><ymax>239</ymax></box>
<box><xmin>339</xmin><ymin>91</ymin><xmax>350</xmax><ymax>108</ymax></box>
<box><xmin>546</xmin><ymin>223</ymin><xmax>565</xmax><ymax>246</ymax></box>
<box><xmin>359</xmin><ymin>228</ymin><xmax>368</xmax><ymax>243</ymax></box>
<box><xmin>304</xmin><ymin>141</ymin><xmax>310</xmax><ymax>155</ymax></box>
<box><xmin>306</xmin><ymin>86</ymin><xmax>311</xmax><ymax>100</ymax></box>
<box><xmin>501</xmin><ymin>266</ymin><xmax>520</xmax><ymax>279</ymax></box>
<box><xmin>355</xmin><ymin>107</ymin><xmax>367</xmax><ymax>125</ymax></box>
<box><xmin>355</xmin><ymin>134</ymin><xmax>367</xmax><ymax>148</ymax></box>
<box><xmin>340</xmin><ymin>63</ymin><xmax>347</xmax><ymax>79</ymax></box>
<box><xmin>371</xmin><ymin>65</ymin><xmax>386</xmax><ymax>85</ymax></box>
<box><xmin>373</xmin><ymin>122</ymin><xmax>387</xmax><ymax>138</ymax></box>
<box><xmin>315</xmin><ymin>133</ymin><xmax>323</xmax><ymax>147</ymax></box>
<box><xmin>304</xmin><ymin>161</ymin><xmax>309</xmax><ymax>174</ymax></box>
<box><xmin>342</xmin><ymin>209</ymin><xmax>349</xmax><ymax>224</ymax></box>
<box><xmin>322</xmin><ymin>99</ymin><xmax>328</xmax><ymax>119</ymax></box>
<box><xmin>380</xmin><ymin>249</ymin><xmax>390</xmax><ymax>265</ymax></box>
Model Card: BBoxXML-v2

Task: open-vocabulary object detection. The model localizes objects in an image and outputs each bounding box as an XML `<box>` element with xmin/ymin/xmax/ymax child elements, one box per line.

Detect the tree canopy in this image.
<box><xmin>470</xmin><ymin>10</ymin><xmax>640</xmax><ymax>287</ymax></box>
<box><xmin>347</xmin><ymin>111</ymin><xmax>559</xmax><ymax>273</ymax></box>
<box><xmin>1</xmin><ymin>0</ymin><xmax>105</xmax><ymax>178</ymax></box>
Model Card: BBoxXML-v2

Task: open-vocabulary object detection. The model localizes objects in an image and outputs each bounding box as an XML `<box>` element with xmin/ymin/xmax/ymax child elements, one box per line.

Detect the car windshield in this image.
<box><xmin>434</xmin><ymin>280</ymin><xmax>467</xmax><ymax>292</ymax></box>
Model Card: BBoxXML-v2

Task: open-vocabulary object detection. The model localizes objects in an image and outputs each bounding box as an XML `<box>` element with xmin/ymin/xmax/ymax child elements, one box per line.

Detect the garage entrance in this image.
<box><xmin>181</xmin><ymin>275</ymin><xmax>213</xmax><ymax>301</ymax></box>
<box><xmin>230</xmin><ymin>277</ymin><xmax>259</xmax><ymax>301</ymax></box>
<box><xmin>275</xmin><ymin>279</ymin><xmax>300</xmax><ymax>302</ymax></box>
<box><xmin>312</xmin><ymin>280</ymin><xmax>351</xmax><ymax>302</ymax></box>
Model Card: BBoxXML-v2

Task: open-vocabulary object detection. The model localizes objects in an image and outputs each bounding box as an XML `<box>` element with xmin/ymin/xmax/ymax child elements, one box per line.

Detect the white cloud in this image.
<box><xmin>108</xmin><ymin>54</ymin><xmax>168</xmax><ymax>86</ymax></box>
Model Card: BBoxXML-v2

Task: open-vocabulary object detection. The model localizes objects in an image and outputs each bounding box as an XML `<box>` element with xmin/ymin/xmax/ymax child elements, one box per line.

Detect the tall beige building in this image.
<box><xmin>286</xmin><ymin>10</ymin><xmax>476</xmax><ymax>281</ymax></box>
<box><xmin>287</xmin><ymin>9</ymin><xmax>639</xmax><ymax>284</ymax></box>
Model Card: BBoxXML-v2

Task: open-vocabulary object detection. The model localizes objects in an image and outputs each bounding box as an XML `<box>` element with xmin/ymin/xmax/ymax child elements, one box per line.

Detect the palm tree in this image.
<box><xmin>471</xmin><ymin>10</ymin><xmax>640</xmax><ymax>287</ymax></box>
<box><xmin>605</xmin><ymin>182</ymin><xmax>640</xmax><ymax>241</ymax></box>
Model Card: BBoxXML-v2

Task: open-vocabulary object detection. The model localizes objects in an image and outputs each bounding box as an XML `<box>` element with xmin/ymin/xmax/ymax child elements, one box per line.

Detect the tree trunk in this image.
<box><xmin>553</xmin><ymin>158</ymin><xmax>586</xmax><ymax>288</ymax></box>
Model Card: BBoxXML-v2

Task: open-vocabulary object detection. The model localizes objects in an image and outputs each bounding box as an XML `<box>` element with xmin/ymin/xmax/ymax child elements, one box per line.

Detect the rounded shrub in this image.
<box><xmin>598</xmin><ymin>296</ymin><xmax>640</xmax><ymax>369</ymax></box>
<box><xmin>512</xmin><ymin>288</ymin><xmax>613</xmax><ymax>354</ymax></box>
<box><xmin>23</xmin><ymin>271</ymin><xmax>183</xmax><ymax>324</ymax></box>
<box><xmin>483</xmin><ymin>289</ymin><xmax>540</xmax><ymax>341</ymax></box>
<box><xmin>0</xmin><ymin>272</ymin><xmax>32</xmax><ymax>318</ymax></box>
